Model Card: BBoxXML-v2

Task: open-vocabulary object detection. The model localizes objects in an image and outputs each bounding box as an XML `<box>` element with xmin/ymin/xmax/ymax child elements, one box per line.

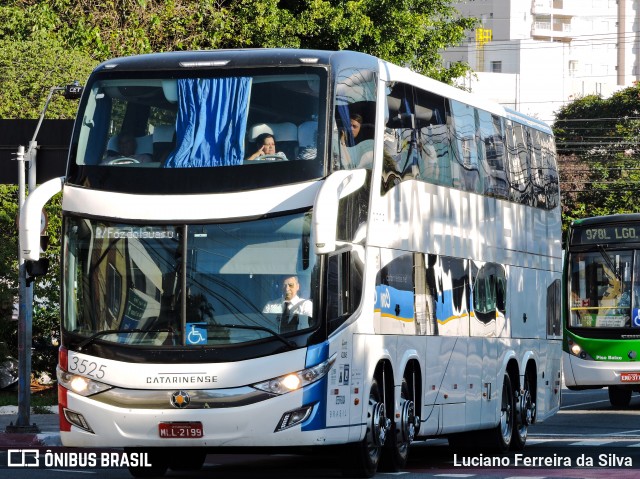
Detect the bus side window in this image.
<box><xmin>530</xmin><ymin>129</ymin><xmax>547</xmax><ymax>209</ymax></box>
<box><xmin>326</xmin><ymin>250</ymin><xmax>363</xmax><ymax>335</ymax></box>
<box><xmin>450</xmin><ymin>100</ymin><xmax>484</xmax><ymax>194</ymax></box>
<box><xmin>333</xmin><ymin>68</ymin><xmax>377</xmax><ymax>171</ymax></box>
<box><xmin>382</xmin><ymin>82</ymin><xmax>413</xmax><ymax>193</ymax></box>
<box><xmin>506</xmin><ymin>120</ymin><xmax>533</xmax><ymax>206</ymax></box>
<box><xmin>477</xmin><ymin>110</ymin><xmax>508</xmax><ymax>199</ymax></box>
<box><xmin>547</xmin><ymin>279</ymin><xmax>562</xmax><ymax>337</ymax></box>
<box><xmin>414</xmin><ymin>88</ymin><xmax>451</xmax><ymax>186</ymax></box>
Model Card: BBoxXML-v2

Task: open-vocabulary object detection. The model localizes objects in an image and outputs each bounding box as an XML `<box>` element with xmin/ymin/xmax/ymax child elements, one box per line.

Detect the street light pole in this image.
<box><xmin>6</xmin><ymin>82</ymin><xmax>83</xmax><ymax>434</ymax></box>
<box><xmin>6</xmin><ymin>146</ymin><xmax>40</xmax><ymax>432</ymax></box>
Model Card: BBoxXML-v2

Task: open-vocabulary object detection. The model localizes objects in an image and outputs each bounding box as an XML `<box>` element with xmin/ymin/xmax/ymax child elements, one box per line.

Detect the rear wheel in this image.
<box><xmin>479</xmin><ymin>372</ymin><xmax>514</xmax><ymax>453</ymax></box>
<box><xmin>342</xmin><ymin>378</ymin><xmax>389</xmax><ymax>478</ymax></box>
<box><xmin>512</xmin><ymin>372</ymin><xmax>535</xmax><ymax>451</ymax></box>
<box><xmin>609</xmin><ymin>386</ymin><xmax>632</xmax><ymax>408</ymax></box>
<box><xmin>379</xmin><ymin>379</ymin><xmax>417</xmax><ymax>471</ymax></box>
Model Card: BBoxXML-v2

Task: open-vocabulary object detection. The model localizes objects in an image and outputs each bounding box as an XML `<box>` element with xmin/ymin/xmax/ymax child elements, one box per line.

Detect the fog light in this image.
<box><xmin>275</xmin><ymin>405</ymin><xmax>314</xmax><ymax>432</ymax></box>
<box><xmin>63</xmin><ymin>408</ymin><xmax>94</xmax><ymax>433</ymax></box>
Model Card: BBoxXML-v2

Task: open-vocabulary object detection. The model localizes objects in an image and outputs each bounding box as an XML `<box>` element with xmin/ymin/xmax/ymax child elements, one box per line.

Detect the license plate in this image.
<box><xmin>158</xmin><ymin>422</ymin><xmax>203</xmax><ymax>438</ymax></box>
<box><xmin>620</xmin><ymin>372</ymin><xmax>640</xmax><ymax>383</ymax></box>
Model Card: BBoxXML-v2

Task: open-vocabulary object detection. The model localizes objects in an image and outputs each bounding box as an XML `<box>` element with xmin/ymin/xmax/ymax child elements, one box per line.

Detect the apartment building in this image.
<box><xmin>441</xmin><ymin>0</ymin><xmax>639</xmax><ymax>122</ymax></box>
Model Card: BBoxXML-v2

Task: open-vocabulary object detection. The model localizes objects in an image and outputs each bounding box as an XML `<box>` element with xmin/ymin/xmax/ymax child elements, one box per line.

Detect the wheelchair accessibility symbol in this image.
<box><xmin>186</xmin><ymin>323</ymin><xmax>207</xmax><ymax>345</ymax></box>
<box><xmin>633</xmin><ymin>309</ymin><xmax>640</xmax><ymax>328</ymax></box>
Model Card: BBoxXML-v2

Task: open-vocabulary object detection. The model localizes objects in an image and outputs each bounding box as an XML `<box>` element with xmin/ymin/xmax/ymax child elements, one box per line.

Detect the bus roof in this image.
<box><xmin>94</xmin><ymin>49</ymin><xmax>375</xmax><ymax>72</ymax></box>
<box><xmin>572</xmin><ymin>213</ymin><xmax>640</xmax><ymax>227</ymax></box>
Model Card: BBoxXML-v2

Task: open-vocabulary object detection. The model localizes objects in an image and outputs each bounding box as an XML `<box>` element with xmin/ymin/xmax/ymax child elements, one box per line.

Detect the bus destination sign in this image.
<box><xmin>573</xmin><ymin>225</ymin><xmax>640</xmax><ymax>245</ymax></box>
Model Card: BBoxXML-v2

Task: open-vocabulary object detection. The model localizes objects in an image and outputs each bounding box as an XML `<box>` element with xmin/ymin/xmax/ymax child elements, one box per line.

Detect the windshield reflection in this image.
<box><xmin>569</xmin><ymin>249</ymin><xmax>639</xmax><ymax>328</ymax></box>
<box><xmin>75</xmin><ymin>73</ymin><xmax>323</xmax><ymax>169</ymax></box>
<box><xmin>63</xmin><ymin>213</ymin><xmax>318</xmax><ymax>347</ymax></box>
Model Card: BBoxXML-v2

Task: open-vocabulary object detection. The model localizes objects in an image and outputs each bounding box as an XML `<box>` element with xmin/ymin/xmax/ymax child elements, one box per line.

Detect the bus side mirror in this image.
<box><xmin>313</xmin><ymin>169</ymin><xmax>367</xmax><ymax>254</ymax></box>
<box><xmin>20</xmin><ymin>177</ymin><xmax>64</xmax><ymax>261</ymax></box>
<box><xmin>63</xmin><ymin>81</ymin><xmax>84</xmax><ymax>100</ymax></box>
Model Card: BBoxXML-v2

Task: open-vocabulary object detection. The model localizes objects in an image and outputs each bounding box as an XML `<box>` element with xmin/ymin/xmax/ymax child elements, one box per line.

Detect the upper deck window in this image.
<box><xmin>68</xmin><ymin>67</ymin><xmax>327</xmax><ymax>194</ymax></box>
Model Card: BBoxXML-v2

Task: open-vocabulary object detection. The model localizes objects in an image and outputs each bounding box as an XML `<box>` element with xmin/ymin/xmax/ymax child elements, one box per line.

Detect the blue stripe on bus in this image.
<box><xmin>305</xmin><ymin>341</ymin><xmax>329</xmax><ymax>368</ymax></box>
<box><xmin>302</xmin><ymin>341</ymin><xmax>330</xmax><ymax>431</ymax></box>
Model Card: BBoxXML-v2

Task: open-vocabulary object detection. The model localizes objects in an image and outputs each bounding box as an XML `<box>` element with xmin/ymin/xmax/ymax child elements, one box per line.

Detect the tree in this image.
<box><xmin>553</xmin><ymin>84</ymin><xmax>640</xmax><ymax>237</ymax></box>
<box><xmin>0</xmin><ymin>4</ymin><xmax>96</xmax><ymax>119</ymax></box>
<box><xmin>0</xmin><ymin>186</ymin><xmax>19</xmax><ymax>361</ymax></box>
<box><xmin>6</xmin><ymin>1</ymin><xmax>477</xmax><ymax>80</ymax></box>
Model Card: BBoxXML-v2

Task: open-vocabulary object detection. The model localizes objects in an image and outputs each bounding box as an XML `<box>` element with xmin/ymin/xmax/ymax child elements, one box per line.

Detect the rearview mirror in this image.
<box><xmin>63</xmin><ymin>81</ymin><xmax>84</xmax><ymax>100</ymax></box>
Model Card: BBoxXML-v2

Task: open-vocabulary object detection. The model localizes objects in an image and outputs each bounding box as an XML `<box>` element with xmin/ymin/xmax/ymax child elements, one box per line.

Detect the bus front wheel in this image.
<box><xmin>608</xmin><ymin>386</ymin><xmax>632</xmax><ymax>408</ymax></box>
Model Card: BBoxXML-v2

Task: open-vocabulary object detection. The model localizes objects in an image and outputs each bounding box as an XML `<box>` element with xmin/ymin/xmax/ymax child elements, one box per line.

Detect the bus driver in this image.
<box><xmin>263</xmin><ymin>275</ymin><xmax>313</xmax><ymax>332</ymax></box>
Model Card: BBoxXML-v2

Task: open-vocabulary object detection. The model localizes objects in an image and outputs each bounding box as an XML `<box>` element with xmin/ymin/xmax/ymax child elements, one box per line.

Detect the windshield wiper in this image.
<box><xmin>77</xmin><ymin>327</ymin><xmax>174</xmax><ymax>351</ymax></box>
<box><xmin>210</xmin><ymin>323</ymin><xmax>297</xmax><ymax>349</ymax></box>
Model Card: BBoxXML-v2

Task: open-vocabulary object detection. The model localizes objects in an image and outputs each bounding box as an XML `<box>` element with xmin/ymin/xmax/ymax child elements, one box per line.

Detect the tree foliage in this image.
<box><xmin>554</xmin><ymin>84</ymin><xmax>640</xmax><ymax>238</ymax></box>
<box><xmin>2</xmin><ymin>1</ymin><xmax>477</xmax><ymax>105</ymax></box>
<box><xmin>0</xmin><ymin>185</ymin><xmax>61</xmax><ymax>375</ymax></box>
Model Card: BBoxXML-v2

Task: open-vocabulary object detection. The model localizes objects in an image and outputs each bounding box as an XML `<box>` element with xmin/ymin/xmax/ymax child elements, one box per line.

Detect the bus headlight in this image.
<box><xmin>57</xmin><ymin>366</ymin><xmax>113</xmax><ymax>396</ymax></box>
<box><xmin>568</xmin><ymin>339</ymin><xmax>593</xmax><ymax>360</ymax></box>
<box><xmin>252</xmin><ymin>354</ymin><xmax>336</xmax><ymax>395</ymax></box>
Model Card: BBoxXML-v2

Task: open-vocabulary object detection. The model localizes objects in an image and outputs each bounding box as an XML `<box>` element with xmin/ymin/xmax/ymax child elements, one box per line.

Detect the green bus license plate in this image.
<box><xmin>158</xmin><ymin>422</ymin><xmax>203</xmax><ymax>438</ymax></box>
<box><xmin>620</xmin><ymin>372</ymin><xmax>640</xmax><ymax>383</ymax></box>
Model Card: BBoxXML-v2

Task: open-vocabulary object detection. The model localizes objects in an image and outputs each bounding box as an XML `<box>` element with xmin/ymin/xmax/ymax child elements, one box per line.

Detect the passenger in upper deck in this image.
<box><xmin>246</xmin><ymin>133</ymin><xmax>289</xmax><ymax>162</ymax></box>
<box><xmin>338</xmin><ymin>113</ymin><xmax>374</xmax><ymax>169</ymax></box>
<box><xmin>340</xmin><ymin>113</ymin><xmax>363</xmax><ymax>147</ymax></box>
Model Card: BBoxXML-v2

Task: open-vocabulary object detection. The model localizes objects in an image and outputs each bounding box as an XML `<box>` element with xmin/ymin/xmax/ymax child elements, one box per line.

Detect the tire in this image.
<box><xmin>511</xmin><ymin>372</ymin><xmax>534</xmax><ymax>451</ymax></box>
<box><xmin>168</xmin><ymin>448</ymin><xmax>207</xmax><ymax>471</ymax></box>
<box><xmin>482</xmin><ymin>372</ymin><xmax>514</xmax><ymax>453</ymax></box>
<box><xmin>379</xmin><ymin>379</ymin><xmax>414</xmax><ymax>471</ymax></box>
<box><xmin>342</xmin><ymin>378</ymin><xmax>388</xmax><ymax>478</ymax></box>
<box><xmin>609</xmin><ymin>386</ymin><xmax>632</xmax><ymax>408</ymax></box>
<box><xmin>125</xmin><ymin>448</ymin><xmax>168</xmax><ymax>478</ymax></box>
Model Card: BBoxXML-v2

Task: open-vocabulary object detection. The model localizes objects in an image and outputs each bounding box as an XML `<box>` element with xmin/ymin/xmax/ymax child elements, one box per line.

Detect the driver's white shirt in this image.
<box><xmin>262</xmin><ymin>295</ymin><xmax>313</xmax><ymax>329</ymax></box>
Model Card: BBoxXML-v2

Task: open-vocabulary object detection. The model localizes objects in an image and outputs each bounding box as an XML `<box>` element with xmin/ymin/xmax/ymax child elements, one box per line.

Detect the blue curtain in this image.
<box><xmin>165</xmin><ymin>77</ymin><xmax>251</xmax><ymax>168</ymax></box>
<box><xmin>87</xmin><ymin>94</ymin><xmax>111</xmax><ymax>165</ymax></box>
<box><xmin>337</xmin><ymin>104</ymin><xmax>355</xmax><ymax>147</ymax></box>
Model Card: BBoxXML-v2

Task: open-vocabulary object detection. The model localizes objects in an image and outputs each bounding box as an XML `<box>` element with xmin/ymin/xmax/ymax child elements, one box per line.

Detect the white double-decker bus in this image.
<box><xmin>21</xmin><ymin>49</ymin><xmax>562</xmax><ymax>477</ymax></box>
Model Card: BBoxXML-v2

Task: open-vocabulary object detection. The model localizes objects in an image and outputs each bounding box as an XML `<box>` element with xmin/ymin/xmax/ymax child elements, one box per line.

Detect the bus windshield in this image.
<box><xmin>568</xmin><ymin>249</ymin><xmax>640</xmax><ymax>329</ymax></box>
<box><xmin>68</xmin><ymin>67</ymin><xmax>327</xmax><ymax>193</ymax></box>
<box><xmin>63</xmin><ymin>212</ymin><xmax>319</xmax><ymax>347</ymax></box>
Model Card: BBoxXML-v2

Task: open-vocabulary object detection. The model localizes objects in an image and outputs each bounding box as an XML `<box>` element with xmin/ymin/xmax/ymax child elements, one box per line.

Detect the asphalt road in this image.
<box><xmin>1</xmin><ymin>387</ymin><xmax>639</xmax><ymax>478</ymax></box>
